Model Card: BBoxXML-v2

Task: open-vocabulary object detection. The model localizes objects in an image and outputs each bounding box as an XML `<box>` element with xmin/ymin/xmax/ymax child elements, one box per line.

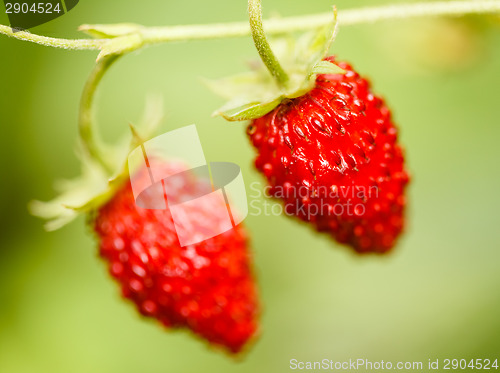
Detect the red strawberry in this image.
<box><xmin>247</xmin><ymin>56</ymin><xmax>410</xmax><ymax>253</ymax></box>
<box><xmin>94</xmin><ymin>162</ymin><xmax>259</xmax><ymax>353</ymax></box>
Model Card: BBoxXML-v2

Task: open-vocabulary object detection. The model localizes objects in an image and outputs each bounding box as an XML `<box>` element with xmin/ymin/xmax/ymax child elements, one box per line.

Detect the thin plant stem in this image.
<box><xmin>79</xmin><ymin>54</ymin><xmax>120</xmax><ymax>172</ymax></box>
<box><xmin>248</xmin><ymin>0</ymin><xmax>289</xmax><ymax>90</ymax></box>
<box><xmin>0</xmin><ymin>1</ymin><xmax>498</xmax><ymax>51</ymax></box>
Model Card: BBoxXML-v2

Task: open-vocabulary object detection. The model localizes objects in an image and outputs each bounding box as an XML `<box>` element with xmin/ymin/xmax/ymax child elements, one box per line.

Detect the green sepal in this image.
<box><xmin>202</xmin><ymin>72</ymin><xmax>275</xmax><ymax>101</ymax></box>
<box><xmin>214</xmin><ymin>97</ymin><xmax>282</xmax><ymax>121</ymax></box>
<box><xmin>28</xmin><ymin>151</ymin><xmax>112</xmax><ymax>231</ymax></box>
<box><xmin>29</xmin><ymin>96</ymin><xmax>164</xmax><ymax>231</ymax></box>
<box><xmin>78</xmin><ymin>23</ymin><xmax>143</xmax><ymax>39</ymax></box>
<box><xmin>208</xmin><ymin>7</ymin><xmax>343</xmax><ymax>122</ymax></box>
<box><xmin>298</xmin><ymin>7</ymin><xmax>339</xmax><ymax>72</ymax></box>
<box><xmin>97</xmin><ymin>34</ymin><xmax>144</xmax><ymax>61</ymax></box>
<box><xmin>310</xmin><ymin>60</ymin><xmax>345</xmax><ymax>76</ymax></box>
<box><xmin>78</xmin><ymin>24</ymin><xmax>145</xmax><ymax>60</ymax></box>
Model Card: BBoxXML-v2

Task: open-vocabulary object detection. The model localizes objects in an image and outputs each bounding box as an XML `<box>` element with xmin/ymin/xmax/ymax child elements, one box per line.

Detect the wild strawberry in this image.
<box><xmin>93</xmin><ymin>162</ymin><xmax>259</xmax><ymax>353</ymax></box>
<box><xmin>246</xmin><ymin>57</ymin><xmax>410</xmax><ymax>253</ymax></box>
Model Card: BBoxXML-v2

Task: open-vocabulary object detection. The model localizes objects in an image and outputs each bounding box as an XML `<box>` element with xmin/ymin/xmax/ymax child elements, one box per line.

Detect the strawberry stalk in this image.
<box><xmin>248</xmin><ymin>0</ymin><xmax>289</xmax><ymax>90</ymax></box>
<box><xmin>78</xmin><ymin>54</ymin><xmax>121</xmax><ymax>174</ymax></box>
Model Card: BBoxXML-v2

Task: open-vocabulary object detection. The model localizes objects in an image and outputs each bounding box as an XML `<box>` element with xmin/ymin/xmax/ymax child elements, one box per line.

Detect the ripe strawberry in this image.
<box><xmin>94</xmin><ymin>162</ymin><xmax>259</xmax><ymax>353</ymax></box>
<box><xmin>247</xmin><ymin>56</ymin><xmax>410</xmax><ymax>253</ymax></box>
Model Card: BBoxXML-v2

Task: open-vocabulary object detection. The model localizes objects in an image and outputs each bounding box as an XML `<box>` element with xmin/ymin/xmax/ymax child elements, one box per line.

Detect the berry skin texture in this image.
<box><xmin>247</xmin><ymin>56</ymin><xmax>410</xmax><ymax>253</ymax></box>
<box><xmin>94</xmin><ymin>163</ymin><xmax>259</xmax><ymax>354</ymax></box>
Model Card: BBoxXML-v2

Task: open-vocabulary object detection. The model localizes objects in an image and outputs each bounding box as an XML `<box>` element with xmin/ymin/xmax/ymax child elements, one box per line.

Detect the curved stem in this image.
<box><xmin>1</xmin><ymin>1</ymin><xmax>499</xmax><ymax>50</ymax></box>
<box><xmin>248</xmin><ymin>0</ymin><xmax>289</xmax><ymax>90</ymax></box>
<box><xmin>79</xmin><ymin>54</ymin><xmax>120</xmax><ymax>173</ymax></box>
<box><xmin>0</xmin><ymin>25</ymin><xmax>105</xmax><ymax>49</ymax></box>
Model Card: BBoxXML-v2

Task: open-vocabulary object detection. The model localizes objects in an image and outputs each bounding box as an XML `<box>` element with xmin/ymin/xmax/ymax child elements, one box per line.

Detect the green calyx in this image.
<box><xmin>207</xmin><ymin>8</ymin><xmax>345</xmax><ymax>122</ymax></box>
<box><xmin>29</xmin><ymin>97</ymin><xmax>164</xmax><ymax>231</ymax></box>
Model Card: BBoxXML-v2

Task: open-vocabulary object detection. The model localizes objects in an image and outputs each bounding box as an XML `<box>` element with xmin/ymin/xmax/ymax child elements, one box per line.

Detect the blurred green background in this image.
<box><xmin>1</xmin><ymin>0</ymin><xmax>500</xmax><ymax>372</ymax></box>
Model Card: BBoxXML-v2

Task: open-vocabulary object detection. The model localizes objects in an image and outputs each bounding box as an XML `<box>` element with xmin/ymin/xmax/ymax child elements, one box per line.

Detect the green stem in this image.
<box><xmin>0</xmin><ymin>26</ymin><xmax>105</xmax><ymax>49</ymax></box>
<box><xmin>79</xmin><ymin>54</ymin><xmax>120</xmax><ymax>173</ymax></box>
<box><xmin>1</xmin><ymin>1</ymin><xmax>499</xmax><ymax>50</ymax></box>
<box><xmin>248</xmin><ymin>0</ymin><xmax>289</xmax><ymax>90</ymax></box>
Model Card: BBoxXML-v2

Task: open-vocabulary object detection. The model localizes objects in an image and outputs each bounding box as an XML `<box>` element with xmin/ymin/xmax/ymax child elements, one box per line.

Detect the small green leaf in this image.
<box><xmin>302</xmin><ymin>7</ymin><xmax>338</xmax><ymax>69</ymax></box>
<box><xmin>29</xmin><ymin>154</ymin><xmax>111</xmax><ymax>230</ymax></box>
<box><xmin>202</xmin><ymin>72</ymin><xmax>276</xmax><ymax>101</ymax></box>
<box><xmin>136</xmin><ymin>95</ymin><xmax>164</xmax><ymax>137</ymax></box>
<box><xmin>214</xmin><ymin>98</ymin><xmax>282</xmax><ymax>121</ymax></box>
<box><xmin>97</xmin><ymin>34</ymin><xmax>143</xmax><ymax>60</ymax></box>
<box><xmin>78</xmin><ymin>23</ymin><xmax>142</xmax><ymax>39</ymax></box>
<box><xmin>310</xmin><ymin>60</ymin><xmax>345</xmax><ymax>76</ymax></box>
